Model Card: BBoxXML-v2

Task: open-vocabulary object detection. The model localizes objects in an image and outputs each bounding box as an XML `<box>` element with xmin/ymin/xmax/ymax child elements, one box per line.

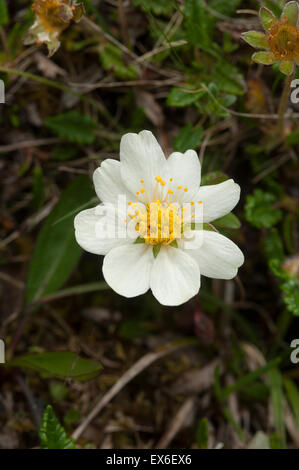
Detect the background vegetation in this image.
<box><xmin>0</xmin><ymin>0</ymin><xmax>298</xmax><ymax>449</ymax></box>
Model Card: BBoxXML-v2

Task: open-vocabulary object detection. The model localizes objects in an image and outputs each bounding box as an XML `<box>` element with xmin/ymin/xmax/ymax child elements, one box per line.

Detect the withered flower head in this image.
<box><xmin>242</xmin><ymin>1</ymin><xmax>299</xmax><ymax>75</ymax></box>
<box><xmin>24</xmin><ymin>0</ymin><xmax>84</xmax><ymax>56</ymax></box>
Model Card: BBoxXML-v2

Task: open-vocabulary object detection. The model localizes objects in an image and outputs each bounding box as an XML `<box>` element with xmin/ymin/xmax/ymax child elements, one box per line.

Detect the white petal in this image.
<box><xmin>120</xmin><ymin>130</ymin><xmax>167</xmax><ymax>200</ymax></box>
<box><xmin>195</xmin><ymin>179</ymin><xmax>240</xmax><ymax>223</ymax></box>
<box><xmin>192</xmin><ymin>230</ymin><xmax>244</xmax><ymax>279</ymax></box>
<box><xmin>103</xmin><ymin>243</ymin><xmax>153</xmax><ymax>298</ymax></box>
<box><xmin>93</xmin><ymin>159</ymin><xmax>133</xmax><ymax>204</ymax></box>
<box><xmin>74</xmin><ymin>204</ymin><xmax>131</xmax><ymax>256</ymax></box>
<box><xmin>167</xmin><ymin>149</ymin><xmax>201</xmax><ymax>190</ymax></box>
<box><xmin>150</xmin><ymin>246</ymin><xmax>200</xmax><ymax>306</ymax></box>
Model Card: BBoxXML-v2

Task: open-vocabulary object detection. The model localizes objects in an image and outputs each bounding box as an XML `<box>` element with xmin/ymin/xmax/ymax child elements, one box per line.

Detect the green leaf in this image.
<box><xmin>283</xmin><ymin>377</ymin><xmax>299</xmax><ymax>429</ymax></box>
<box><xmin>241</xmin><ymin>31</ymin><xmax>268</xmax><ymax>49</ymax></box>
<box><xmin>263</xmin><ymin>228</ymin><xmax>284</xmax><ymax>262</ymax></box>
<box><xmin>196</xmin><ymin>418</ymin><xmax>209</xmax><ymax>449</ymax></box>
<box><xmin>252</xmin><ymin>51</ymin><xmax>276</xmax><ymax>65</ymax></box>
<box><xmin>268</xmin><ymin>368</ymin><xmax>286</xmax><ymax>448</ymax></box>
<box><xmin>282</xmin><ymin>1</ymin><xmax>299</xmax><ymax>26</ymax></box>
<box><xmin>45</xmin><ymin>111</ymin><xmax>96</xmax><ymax>144</ymax></box>
<box><xmin>0</xmin><ymin>0</ymin><xmax>9</xmax><ymax>26</ymax></box>
<box><xmin>10</xmin><ymin>352</ymin><xmax>102</xmax><ymax>381</ymax></box>
<box><xmin>174</xmin><ymin>124</ymin><xmax>203</xmax><ymax>153</ymax></box>
<box><xmin>213</xmin><ymin>213</ymin><xmax>241</xmax><ymax>229</ymax></box>
<box><xmin>134</xmin><ymin>236</ymin><xmax>146</xmax><ymax>244</ymax></box>
<box><xmin>39</xmin><ymin>405</ymin><xmax>75</xmax><ymax>449</ymax></box>
<box><xmin>167</xmin><ymin>87</ymin><xmax>204</xmax><ymax>107</ymax></box>
<box><xmin>153</xmin><ymin>245</ymin><xmax>161</xmax><ymax>258</ymax></box>
<box><xmin>259</xmin><ymin>6</ymin><xmax>277</xmax><ymax>31</ymax></box>
<box><xmin>26</xmin><ymin>176</ymin><xmax>94</xmax><ymax>304</ymax></box>
<box><xmin>185</xmin><ymin>0</ymin><xmax>213</xmax><ymax>48</ymax></box>
<box><xmin>245</xmin><ymin>189</ymin><xmax>282</xmax><ymax>229</ymax></box>
<box><xmin>99</xmin><ymin>44</ymin><xmax>139</xmax><ymax>80</ymax></box>
<box><xmin>279</xmin><ymin>60</ymin><xmax>294</xmax><ymax>76</ymax></box>
<box><xmin>133</xmin><ymin>0</ymin><xmax>173</xmax><ymax>16</ymax></box>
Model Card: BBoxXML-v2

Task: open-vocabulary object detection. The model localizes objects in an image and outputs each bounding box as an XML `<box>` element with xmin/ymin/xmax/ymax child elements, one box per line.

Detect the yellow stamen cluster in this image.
<box><xmin>267</xmin><ymin>17</ymin><xmax>299</xmax><ymax>61</ymax></box>
<box><xmin>125</xmin><ymin>176</ymin><xmax>203</xmax><ymax>246</ymax></box>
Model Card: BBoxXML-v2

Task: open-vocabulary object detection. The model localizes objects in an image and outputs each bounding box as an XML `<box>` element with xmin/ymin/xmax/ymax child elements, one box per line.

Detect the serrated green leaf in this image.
<box><xmin>26</xmin><ymin>176</ymin><xmax>94</xmax><ymax>304</ymax></box>
<box><xmin>245</xmin><ymin>189</ymin><xmax>282</xmax><ymax>229</ymax></box>
<box><xmin>10</xmin><ymin>352</ymin><xmax>102</xmax><ymax>381</ymax></box>
<box><xmin>45</xmin><ymin>111</ymin><xmax>96</xmax><ymax>144</ymax></box>
<box><xmin>39</xmin><ymin>405</ymin><xmax>75</xmax><ymax>449</ymax></box>
<box><xmin>174</xmin><ymin>123</ymin><xmax>203</xmax><ymax>152</ymax></box>
<box><xmin>213</xmin><ymin>213</ymin><xmax>241</xmax><ymax>229</ymax></box>
<box><xmin>196</xmin><ymin>418</ymin><xmax>209</xmax><ymax>449</ymax></box>
<box><xmin>99</xmin><ymin>44</ymin><xmax>139</xmax><ymax>80</ymax></box>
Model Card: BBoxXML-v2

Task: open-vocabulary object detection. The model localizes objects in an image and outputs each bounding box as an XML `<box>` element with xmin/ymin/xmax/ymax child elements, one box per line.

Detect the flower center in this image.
<box><xmin>267</xmin><ymin>19</ymin><xmax>299</xmax><ymax>60</ymax></box>
<box><xmin>125</xmin><ymin>176</ymin><xmax>202</xmax><ymax>246</ymax></box>
<box><xmin>136</xmin><ymin>200</ymin><xmax>182</xmax><ymax>246</ymax></box>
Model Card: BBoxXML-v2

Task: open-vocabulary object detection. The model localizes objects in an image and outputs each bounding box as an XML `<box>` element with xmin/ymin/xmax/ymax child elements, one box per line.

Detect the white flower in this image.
<box><xmin>74</xmin><ymin>130</ymin><xmax>244</xmax><ymax>306</ymax></box>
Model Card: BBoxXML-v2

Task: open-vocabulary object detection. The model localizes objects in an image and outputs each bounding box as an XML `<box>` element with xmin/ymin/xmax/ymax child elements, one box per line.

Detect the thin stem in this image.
<box><xmin>277</xmin><ymin>70</ymin><xmax>295</xmax><ymax>139</ymax></box>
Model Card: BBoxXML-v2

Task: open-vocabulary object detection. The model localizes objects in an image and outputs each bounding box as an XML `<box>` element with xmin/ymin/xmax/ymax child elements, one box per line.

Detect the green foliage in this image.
<box><xmin>196</xmin><ymin>418</ymin><xmax>209</xmax><ymax>449</ymax></box>
<box><xmin>133</xmin><ymin>0</ymin><xmax>173</xmax><ymax>16</ymax></box>
<box><xmin>213</xmin><ymin>213</ymin><xmax>241</xmax><ymax>229</ymax></box>
<box><xmin>167</xmin><ymin>86</ymin><xmax>204</xmax><ymax>107</ymax></box>
<box><xmin>245</xmin><ymin>189</ymin><xmax>283</xmax><ymax>229</ymax></box>
<box><xmin>263</xmin><ymin>228</ymin><xmax>284</xmax><ymax>262</ymax></box>
<box><xmin>268</xmin><ymin>368</ymin><xmax>286</xmax><ymax>448</ymax></box>
<box><xmin>39</xmin><ymin>405</ymin><xmax>75</xmax><ymax>449</ymax></box>
<box><xmin>45</xmin><ymin>111</ymin><xmax>96</xmax><ymax>145</ymax></box>
<box><xmin>26</xmin><ymin>176</ymin><xmax>94</xmax><ymax>304</ymax></box>
<box><xmin>10</xmin><ymin>352</ymin><xmax>102</xmax><ymax>381</ymax></box>
<box><xmin>286</xmin><ymin>130</ymin><xmax>299</xmax><ymax>146</ymax></box>
<box><xmin>99</xmin><ymin>44</ymin><xmax>139</xmax><ymax>80</ymax></box>
<box><xmin>174</xmin><ymin>123</ymin><xmax>203</xmax><ymax>152</ymax></box>
<box><xmin>184</xmin><ymin>0</ymin><xmax>213</xmax><ymax>49</ymax></box>
<box><xmin>0</xmin><ymin>0</ymin><xmax>9</xmax><ymax>26</ymax></box>
<box><xmin>283</xmin><ymin>378</ymin><xmax>299</xmax><ymax>430</ymax></box>
<box><xmin>268</xmin><ymin>259</ymin><xmax>299</xmax><ymax>316</ymax></box>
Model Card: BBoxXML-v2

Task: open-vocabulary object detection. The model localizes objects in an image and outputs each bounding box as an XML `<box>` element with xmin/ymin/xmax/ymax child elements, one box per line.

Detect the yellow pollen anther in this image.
<box><xmin>136</xmin><ymin>192</ymin><xmax>139</xmax><ymax>195</ymax></box>
<box><xmin>161</xmin><ymin>180</ymin><xmax>166</xmax><ymax>186</ymax></box>
<box><xmin>168</xmin><ymin>189</ymin><xmax>174</xmax><ymax>195</ymax></box>
<box><xmin>128</xmin><ymin>201</ymin><xmax>132</xmax><ymax>205</ymax></box>
<box><xmin>170</xmin><ymin>178</ymin><xmax>173</xmax><ymax>181</ymax></box>
<box><xmin>155</xmin><ymin>176</ymin><xmax>162</xmax><ymax>183</ymax></box>
<box><xmin>184</xmin><ymin>188</ymin><xmax>188</xmax><ymax>192</ymax></box>
<box><xmin>140</xmin><ymin>188</ymin><xmax>146</xmax><ymax>193</ymax></box>
<box><xmin>177</xmin><ymin>186</ymin><xmax>182</xmax><ymax>189</ymax></box>
<box><xmin>190</xmin><ymin>201</ymin><xmax>194</xmax><ymax>205</ymax></box>
<box><xmin>198</xmin><ymin>201</ymin><xmax>203</xmax><ymax>204</ymax></box>
<box><xmin>140</xmin><ymin>179</ymin><xmax>144</xmax><ymax>183</ymax></box>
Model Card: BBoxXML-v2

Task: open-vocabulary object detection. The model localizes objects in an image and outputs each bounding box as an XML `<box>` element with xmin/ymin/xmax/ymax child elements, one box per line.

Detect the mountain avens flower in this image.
<box><xmin>242</xmin><ymin>1</ymin><xmax>299</xmax><ymax>75</ymax></box>
<box><xmin>74</xmin><ymin>131</ymin><xmax>244</xmax><ymax>306</ymax></box>
<box><xmin>24</xmin><ymin>0</ymin><xmax>84</xmax><ymax>56</ymax></box>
